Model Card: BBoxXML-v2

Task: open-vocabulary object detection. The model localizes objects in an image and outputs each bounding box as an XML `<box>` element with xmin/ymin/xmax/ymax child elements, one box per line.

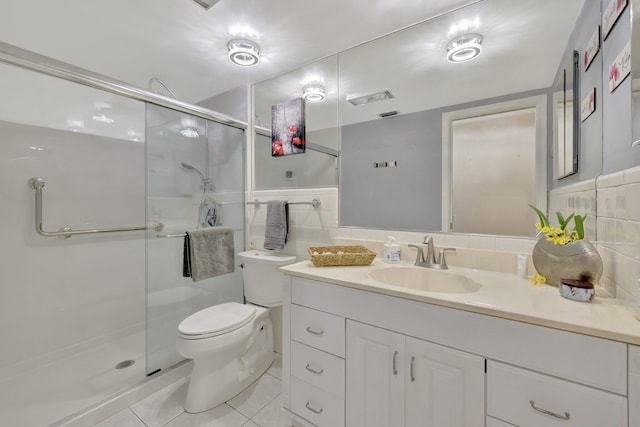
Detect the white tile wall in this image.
<box><xmin>246</xmin><ymin>188</ymin><xmax>338</xmax><ymax>259</ymax></box>
<box><xmin>596</xmin><ymin>165</ymin><xmax>640</xmax><ymax>318</ymax></box>
<box><xmin>334</xmin><ymin>229</ymin><xmax>537</xmax><ymax>276</ymax></box>
<box><xmin>548</xmin><ymin>178</ymin><xmax>597</xmax><ymax>241</ymax></box>
<box><xmin>0</xmin><ymin>119</ymin><xmax>150</xmax><ymax>426</ymax></box>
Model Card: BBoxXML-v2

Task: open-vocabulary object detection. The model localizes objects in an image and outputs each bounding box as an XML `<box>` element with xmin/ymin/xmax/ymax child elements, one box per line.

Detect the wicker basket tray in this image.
<box><xmin>307</xmin><ymin>245</ymin><xmax>376</xmax><ymax>267</ymax></box>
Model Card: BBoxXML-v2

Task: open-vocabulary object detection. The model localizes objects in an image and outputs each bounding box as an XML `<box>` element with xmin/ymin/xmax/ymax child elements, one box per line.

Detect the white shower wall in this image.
<box><xmin>0</xmin><ymin>120</ymin><xmax>148</xmax><ymax>426</ymax></box>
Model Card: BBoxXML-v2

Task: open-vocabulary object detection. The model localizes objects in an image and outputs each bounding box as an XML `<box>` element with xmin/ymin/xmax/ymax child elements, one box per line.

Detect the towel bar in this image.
<box><xmin>28</xmin><ymin>177</ymin><xmax>163</xmax><ymax>239</ymax></box>
<box><xmin>247</xmin><ymin>198</ymin><xmax>321</xmax><ymax>208</ymax></box>
<box><xmin>156</xmin><ymin>227</ymin><xmax>242</xmax><ymax>238</ymax></box>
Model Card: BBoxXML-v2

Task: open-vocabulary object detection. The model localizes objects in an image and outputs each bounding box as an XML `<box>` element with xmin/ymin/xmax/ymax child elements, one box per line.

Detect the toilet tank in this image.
<box><xmin>238</xmin><ymin>251</ymin><xmax>296</xmax><ymax>307</ymax></box>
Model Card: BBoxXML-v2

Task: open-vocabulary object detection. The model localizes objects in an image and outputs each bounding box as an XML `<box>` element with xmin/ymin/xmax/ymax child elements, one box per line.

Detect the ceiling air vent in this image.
<box><xmin>378</xmin><ymin>110</ymin><xmax>399</xmax><ymax>118</ymax></box>
<box><xmin>193</xmin><ymin>0</ymin><xmax>220</xmax><ymax>10</ymax></box>
<box><xmin>347</xmin><ymin>90</ymin><xmax>394</xmax><ymax>106</ymax></box>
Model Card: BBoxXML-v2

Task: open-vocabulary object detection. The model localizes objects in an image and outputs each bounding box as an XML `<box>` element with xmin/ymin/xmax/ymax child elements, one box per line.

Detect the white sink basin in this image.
<box><xmin>369</xmin><ymin>266</ymin><xmax>481</xmax><ymax>294</ymax></box>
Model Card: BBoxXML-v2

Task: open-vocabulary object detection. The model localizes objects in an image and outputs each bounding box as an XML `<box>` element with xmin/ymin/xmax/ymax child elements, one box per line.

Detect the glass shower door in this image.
<box><xmin>145</xmin><ymin>104</ymin><xmax>245</xmax><ymax>374</ymax></box>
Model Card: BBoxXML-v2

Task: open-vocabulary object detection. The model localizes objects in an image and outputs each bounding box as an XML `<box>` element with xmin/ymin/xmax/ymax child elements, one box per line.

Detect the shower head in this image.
<box><xmin>180</xmin><ymin>162</ymin><xmax>207</xmax><ymax>181</ymax></box>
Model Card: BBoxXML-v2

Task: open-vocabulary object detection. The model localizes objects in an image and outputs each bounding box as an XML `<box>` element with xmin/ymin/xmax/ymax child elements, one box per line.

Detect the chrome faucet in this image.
<box><xmin>408</xmin><ymin>235</ymin><xmax>456</xmax><ymax>270</ymax></box>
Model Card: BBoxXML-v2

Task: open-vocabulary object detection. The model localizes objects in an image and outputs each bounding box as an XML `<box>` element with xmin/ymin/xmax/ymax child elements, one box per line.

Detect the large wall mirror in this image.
<box><xmin>253</xmin><ymin>0</ymin><xmax>607</xmax><ymax>237</ymax></box>
<box><xmin>554</xmin><ymin>50</ymin><xmax>580</xmax><ymax>179</ymax></box>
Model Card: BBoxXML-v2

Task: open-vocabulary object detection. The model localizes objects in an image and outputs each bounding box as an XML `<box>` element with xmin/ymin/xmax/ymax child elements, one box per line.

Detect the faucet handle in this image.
<box><xmin>408</xmin><ymin>244</ymin><xmax>424</xmax><ymax>265</ymax></box>
<box><xmin>437</xmin><ymin>248</ymin><xmax>456</xmax><ymax>269</ymax></box>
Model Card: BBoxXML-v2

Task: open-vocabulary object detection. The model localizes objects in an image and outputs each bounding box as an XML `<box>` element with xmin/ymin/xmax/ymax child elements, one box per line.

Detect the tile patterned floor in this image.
<box><xmin>94</xmin><ymin>355</ymin><xmax>283</xmax><ymax>427</ymax></box>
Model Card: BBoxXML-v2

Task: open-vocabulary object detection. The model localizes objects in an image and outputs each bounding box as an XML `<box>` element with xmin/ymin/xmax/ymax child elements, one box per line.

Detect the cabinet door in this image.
<box><xmin>630</xmin><ymin>345</ymin><xmax>640</xmax><ymax>427</ymax></box>
<box><xmin>405</xmin><ymin>337</ymin><xmax>485</xmax><ymax>427</ymax></box>
<box><xmin>346</xmin><ymin>320</ymin><xmax>405</xmax><ymax>427</ymax></box>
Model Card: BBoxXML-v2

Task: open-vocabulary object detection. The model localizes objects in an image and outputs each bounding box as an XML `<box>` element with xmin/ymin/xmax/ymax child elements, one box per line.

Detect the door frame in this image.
<box><xmin>441</xmin><ymin>95</ymin><xmax>547</xmax><ymax>232</ymax></box>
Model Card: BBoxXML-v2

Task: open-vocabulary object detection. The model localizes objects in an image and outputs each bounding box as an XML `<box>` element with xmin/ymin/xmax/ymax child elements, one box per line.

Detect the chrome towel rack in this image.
<box><xmin>28</xmin><ymin>177</ymin><xmax>164</xmax><ymax>239</ymax></box>
<box><xmin>156</xmin><ymin>227</ymin><xmax>242</xmax><ymax>238</ymax></box>
<box><xmin>246</xmin><ymin>198</ymin><xmax>321</xmax><ymax>208</ymax></box>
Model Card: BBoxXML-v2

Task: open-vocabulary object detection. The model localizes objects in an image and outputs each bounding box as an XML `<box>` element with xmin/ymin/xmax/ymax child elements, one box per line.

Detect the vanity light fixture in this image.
<box><xmin>302</xmin><ymin>83</ymin><xmax>326</xmax><ymax>103</ymax></box>
<box><xmin>346</xmin><ymin>90</ymin><xmax>394</xmax><ymax>106</ymax></box>
<box><xmin>227</xmin><ymin>38</ymin><xmax>260</xmax><ymax>67</ymax></box>
<box><xmin>446</xmin><ymin>33</ymin><xmax>483</xmax><ymax>63</ymax></box>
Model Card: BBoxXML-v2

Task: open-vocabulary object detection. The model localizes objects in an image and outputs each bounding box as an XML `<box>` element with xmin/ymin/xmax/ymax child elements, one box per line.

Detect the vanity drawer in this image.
<box><xmin>487</xmin><ymin>361</ymin><xmax>627</xmax><ymax>427</ymax></box>
<box><xmin>291</xmin><ymin>304</ymin><xmax>345</xmax><ymax>357</ymax></box>
<box><xmin>290</xmin><ymin>377</ymin><xmax>344</xmax><ymax>427</ymax></box>
<box><xmin>629</xmin><ymin>345</ymin><xmax>640</xmax><ymax>427</ymax></box>
<box><xmin>281</xmin><ymin>407</ymin><xmax>316</xmax><ymax>427</ymax></box>
<box><xmin>291</xmin><ymin>340</ymin><xmax>345</xmax><ymax>398</ymax></box>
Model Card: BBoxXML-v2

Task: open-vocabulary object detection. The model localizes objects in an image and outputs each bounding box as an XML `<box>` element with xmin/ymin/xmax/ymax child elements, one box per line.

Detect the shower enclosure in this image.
<box><xmin>0</xmin><ymin>43</ymin><xmax>246</xmax><ymax>427</ymax></box>
<box><xmin>146</xmin><ymin>104</ymin><xmax>245</xmax><ymax>374</ymax></box>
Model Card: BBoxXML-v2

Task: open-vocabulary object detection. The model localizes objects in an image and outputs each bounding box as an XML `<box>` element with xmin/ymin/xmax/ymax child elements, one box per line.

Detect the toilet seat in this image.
<box><xmin>178</xmin><ymin>302</ymin><xmax>256</xmax><ymax>340</ymax></box>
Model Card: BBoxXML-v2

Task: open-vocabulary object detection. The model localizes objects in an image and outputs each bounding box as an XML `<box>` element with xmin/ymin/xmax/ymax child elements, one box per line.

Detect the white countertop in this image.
<box><xmin>280</xmin><ymin>258</ymin><xmax>640</xmax><ymax>345</ymax></box>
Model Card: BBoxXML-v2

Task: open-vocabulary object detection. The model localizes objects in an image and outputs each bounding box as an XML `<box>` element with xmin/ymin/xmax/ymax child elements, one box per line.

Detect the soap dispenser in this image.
<box><xmin>383</xmin><ymin>236</ymin><xmax>401</xmax><ymax>263</ymax></box>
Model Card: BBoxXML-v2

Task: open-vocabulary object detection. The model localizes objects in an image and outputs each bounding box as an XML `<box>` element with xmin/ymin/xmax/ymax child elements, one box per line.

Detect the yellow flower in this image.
<box><xmin>529</xmin><ymin>273</ymin><xmax>547</xmax><ymax>286</ymax></box>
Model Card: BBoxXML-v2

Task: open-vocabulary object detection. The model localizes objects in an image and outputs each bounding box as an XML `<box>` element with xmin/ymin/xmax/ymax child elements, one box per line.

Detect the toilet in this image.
<box><xmin>176</xmin><ymin>250</ymin><xmax>296</xmax><ymax>413</ymax></box>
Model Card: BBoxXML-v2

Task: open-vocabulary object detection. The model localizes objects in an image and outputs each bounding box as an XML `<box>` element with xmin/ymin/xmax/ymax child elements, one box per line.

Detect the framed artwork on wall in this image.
<box><xmin>608</xmin><ymin>41</ymin><xmax>631</xmax><ymax>92</ymax></box>
<box><xmin>602</xmin><ymin>0</ymin><xmax>627</xmax><ymax>40</ymax></box>
<box><xmin>583</xmin><ymin>26</ymin><xmax>600</xmax><ymax>71</ymax></box>
<box><xmin>271</xmin><ymin>98</ymin><xmax>306</xmax><ymax>156</ymax></box>
<box><xmin>581</xmin><ymin>87</ymin><xmax>596</xmax><ymax>121</ymax></box>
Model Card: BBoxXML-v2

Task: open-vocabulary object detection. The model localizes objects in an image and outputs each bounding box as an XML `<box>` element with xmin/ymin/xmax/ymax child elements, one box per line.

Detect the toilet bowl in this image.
<box><xmin>176</xmin><ymin>250</ymin><xmax>296</xmax><ymax>413</ymax></box>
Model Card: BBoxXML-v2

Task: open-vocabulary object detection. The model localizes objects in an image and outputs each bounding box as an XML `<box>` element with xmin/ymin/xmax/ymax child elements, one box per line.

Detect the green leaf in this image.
<box><xmin>574</xmin><ymin>215</ymin><xmax>585</xmax><ymax>240</ymax></box>
<box><xmin>556</xmin><ymin>212</ymin><xmax>566</xmax><ymax>228</ymax></box>
<box><xmin>529</xmin><ymin>205</ymin><xmax>549</xmax><ymax>227</ymax></box>
<box><xmin>563</xmin><ymin>213</ymin><xmax>575</xmax><ymax>230</ymax></box>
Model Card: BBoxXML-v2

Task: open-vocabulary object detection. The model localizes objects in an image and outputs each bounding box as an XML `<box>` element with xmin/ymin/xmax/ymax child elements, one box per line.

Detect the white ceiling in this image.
<box><xmin>253</xmin><ymin>0</ymin><xmax>585</xmax><ymax>129</ymax></box>
<box><xmin>0</xmin><ymin>0</ymin><xmax>492</xmax><ymax>104</ymax></box>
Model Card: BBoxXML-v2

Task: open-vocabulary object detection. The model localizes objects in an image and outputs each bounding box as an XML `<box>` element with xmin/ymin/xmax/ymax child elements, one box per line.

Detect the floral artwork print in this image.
<box><xmin>271</xmin><ymin>97</ymin><xmax>306</xmax><ymax>157</ymax></box>
<box><xmin>583</xmin><ymin>26</ymin><xmax>599</xmax><ymax>71</ymax></box>
<box><xmin>602</xmin><ymin>0</ymin><xmax>627</xmax><ymax>40</ymax></box>
<box><xmin>580</xmin><ymin>88</ymin><xmax>596</xmax><ymax>122</ymax></box>
<box><xmin>608</xmin><ymin>41</ymin><xmax>631</xmax><ymax>93</ymax></box>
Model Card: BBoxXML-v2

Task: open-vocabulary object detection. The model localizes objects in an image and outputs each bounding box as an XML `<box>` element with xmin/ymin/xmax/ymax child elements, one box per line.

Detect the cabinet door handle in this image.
<box><xmin>529</xmin><ymin>400</ymin><xmax>570</xmax><ymax>420</ymax></box>
<box><xmin>392</xmin><ymin>350</ymin><xmax>398</xmax><ymax>375</ymax></box>
<box><xmin>305</xmin><ymin>326</ymin><xmax>324</xmax><ymax>335</ymax></box>
<box><xmin>305</xmin><ymin>401</ymin><xmax>324</xmax><ymax>414</ymax></box>
<box><xmin>410</xmin><ymin>356</ymin><xmax>416</xmax><ymax>382</ymax></box>
<box><xmin>305</xmin><ymin>363</ymin><xmax>324</xmax><ymax>375</ymax></box>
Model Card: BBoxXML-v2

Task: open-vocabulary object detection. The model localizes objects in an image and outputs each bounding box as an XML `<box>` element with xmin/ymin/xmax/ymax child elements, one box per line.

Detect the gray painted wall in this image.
<box><xmin>254</xmin><ymin>131</ymin><xmax>338</xmax><ymax>189</ymax></box>
<box><xmin>341</xmin><ymin>110</ymin><xmax>442</xmax><ymax>231</ymax></box>
<box><xmin>551</xmin><ymin>0</ymin><xmax>604</xmax><ymax>188</ymax></box>
<box><xmin>601</xmin><ymin>4</ymin><xmax>640</xmax><ymax>174</ymax></box>
<box><xmin>198</xmin><ymin>85</ymin><xmax>249</xmax><ymax>122</ymax></box>
<box><xmin>340</xmin><ymin>88</ymin><xmax>549</xmax><ymax>232</ymax></box>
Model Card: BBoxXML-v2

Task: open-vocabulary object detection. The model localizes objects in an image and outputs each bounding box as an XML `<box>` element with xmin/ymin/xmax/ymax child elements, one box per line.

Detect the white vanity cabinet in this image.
<box><xmin>282</xmin><ymin>275</ymin><xmax>631</xmax><ymax>427</ymax></box>
<box><xmin>630</xmin><ymin>345</ymin><xmax>640</xmax><ymax>427</ymax></box>
<box><xmin>346</xmin><ymin>320</ymin><xmax>484</xmax><ymax>427</ymax></box>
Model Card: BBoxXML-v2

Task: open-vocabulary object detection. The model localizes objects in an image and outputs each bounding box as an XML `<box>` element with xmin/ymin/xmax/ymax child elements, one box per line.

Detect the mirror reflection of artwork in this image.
<box><xmin>271</xmin><ymin>98</ymin><xmax>306</xmax><ymax>156</ymax></box>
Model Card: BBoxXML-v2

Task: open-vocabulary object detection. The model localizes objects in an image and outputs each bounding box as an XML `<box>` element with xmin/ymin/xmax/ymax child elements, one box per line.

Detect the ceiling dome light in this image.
<box><xmin>446</xmin><ymin>33</ymin><xmax>483</xmax><ymax>63</ymax></box>
<box><xmin>302</xmin><ymin>83</ymin><xmax>326</xmax><ymax>103</ymax></box>
<box><xmin>180</xmin><ymin>127</ymin><xmax>199</xmax><ymax>138</ymax></box>
<box><xmin>227</xmin><ymin>38</ymin><xmax>260</xmax><ymax>67</ymax></box>
<box><xmin>91</xmin><ymin>114</ymin><xmax>115</xmax><ymax>124</ymax></box>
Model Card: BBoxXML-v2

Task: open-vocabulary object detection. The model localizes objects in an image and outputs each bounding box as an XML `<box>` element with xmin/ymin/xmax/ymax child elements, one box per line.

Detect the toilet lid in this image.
<box><xmin>178</xmin><ymin>302</ymin><xmax>256</xmax><ymax>337</ymax></box>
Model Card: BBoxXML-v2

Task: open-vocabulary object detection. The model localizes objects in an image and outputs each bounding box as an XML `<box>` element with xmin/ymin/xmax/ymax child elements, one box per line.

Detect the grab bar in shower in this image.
<box><xmin>247</xmin><ymin>199</ymin><xmax>321</xmax><ymax>208</ymax></box>
<box><xmin>156</xmin><ymin>227</ymin><xmax>242</xmax><ymax>238</ymax></box>
<box><xmin>28</xmin><ymin>177</ymin><xmax>164</xmax><ymax>239</ymax></box>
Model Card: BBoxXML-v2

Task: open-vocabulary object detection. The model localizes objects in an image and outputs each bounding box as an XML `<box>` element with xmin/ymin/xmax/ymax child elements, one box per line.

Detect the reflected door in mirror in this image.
<box><xmin>451</xmin><ymin>108</ymin><xmax>536</xmax><ymax>236</ymax></box>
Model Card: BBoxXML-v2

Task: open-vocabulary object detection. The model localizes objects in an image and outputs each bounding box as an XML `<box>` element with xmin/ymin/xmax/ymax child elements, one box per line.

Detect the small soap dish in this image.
<box><xmin>559</xmin><ymin>279</ymin><xmax>595</xmax><ymax>302</ymax></box>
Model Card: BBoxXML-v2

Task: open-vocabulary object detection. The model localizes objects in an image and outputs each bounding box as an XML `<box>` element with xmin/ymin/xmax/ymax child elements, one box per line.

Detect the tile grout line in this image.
<box><xmin>128</xmin><ymin>407</ymin><xmax>149</xmax><ymax>427</ymax></box>
<box><xmin>248</xmin><ymin>391</ymin><xmax>282</xmax><ymax>425</ymax></box>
